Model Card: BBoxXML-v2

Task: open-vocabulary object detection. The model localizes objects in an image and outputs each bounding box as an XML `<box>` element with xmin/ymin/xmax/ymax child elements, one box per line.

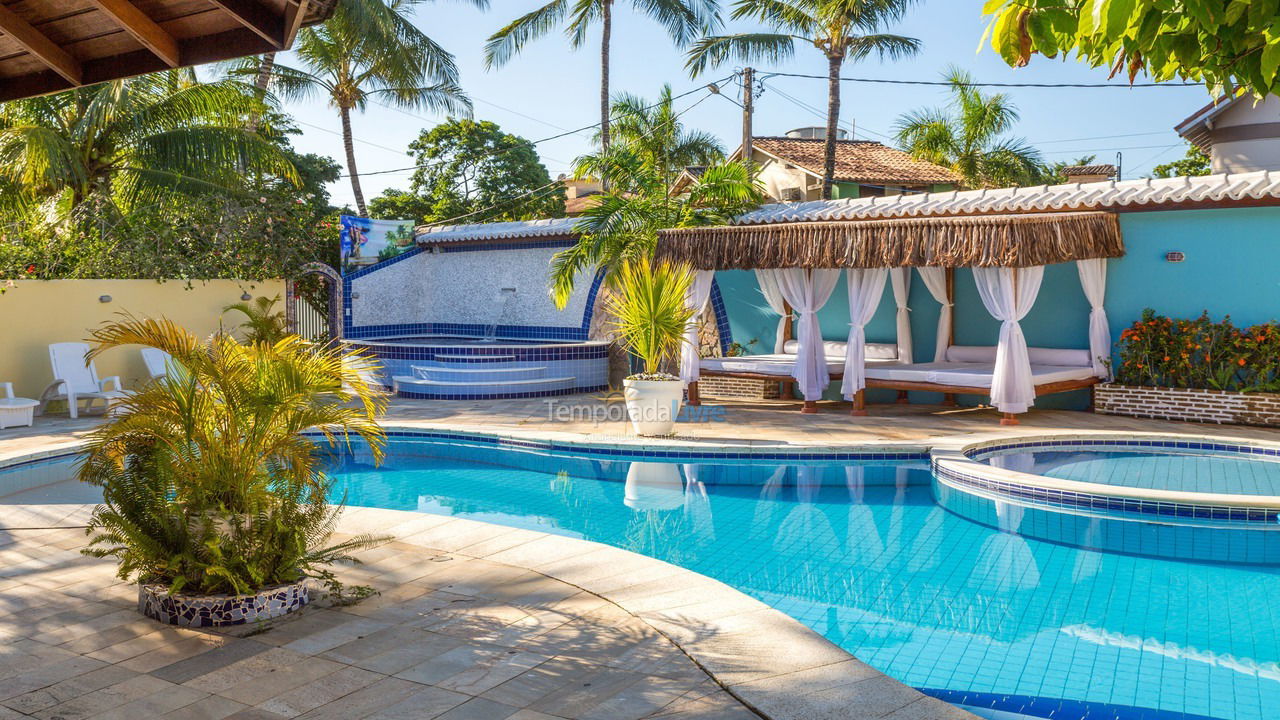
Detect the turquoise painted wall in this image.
<box><xmin>713</xmin><ymin>206</ymin><xmax>1280</xmax><ymax>409</ymax></box>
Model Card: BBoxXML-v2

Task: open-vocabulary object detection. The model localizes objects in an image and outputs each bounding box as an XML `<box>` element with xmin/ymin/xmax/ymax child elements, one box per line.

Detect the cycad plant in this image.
<box><xmin>78</xmin><ymin>316</ymin><xmax>388</xmax><ymax>596</ymax></box>
<box><xmin>224</xmin><ymin>294</ymin><xmax>289</xmax><ymax>345</ymax></box>
<box><xmin>605</xmin><ymin>261</ymin><xmax>695</xmax><ymax>378</ymax></box>
<box><xmin>894</xmin><ymin>67</ymin><xmax>1043</xmax><ymax>188</ymax></box>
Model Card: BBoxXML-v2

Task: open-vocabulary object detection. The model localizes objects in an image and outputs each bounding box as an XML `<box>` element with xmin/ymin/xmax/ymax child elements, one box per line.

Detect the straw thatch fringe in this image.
<box><xmin>655</xmin><ymin>211</ymin><xmax>1124</xmax><ymax>269</ymax></box>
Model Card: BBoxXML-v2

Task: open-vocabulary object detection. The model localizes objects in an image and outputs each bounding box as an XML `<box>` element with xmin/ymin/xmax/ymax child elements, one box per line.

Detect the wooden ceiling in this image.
<box><xmin>0</xmin><ymin>0</ymin><xmax>338</xmax><ymax>102</ymax></box>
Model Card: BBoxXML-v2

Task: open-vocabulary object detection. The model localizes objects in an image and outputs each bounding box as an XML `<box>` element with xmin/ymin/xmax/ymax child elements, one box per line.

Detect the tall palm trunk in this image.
<box><xmin>600</xmin><ymin>0</ymin><xmax>612</xmax><ymax>152</ymax></box>
<box><xmin>340</xmin><ymin>105</ymin><xmax>367</xmax><ymax>216</ymax></box>
<box><xmin>254</xmin><ymin>53</ymin><xmax>276</xmax><ymax>94</ymax></box>
<box><xmin>822</xmin><ymin>52</ymin><xmax>843</xmax><ymax>200</ymax></box>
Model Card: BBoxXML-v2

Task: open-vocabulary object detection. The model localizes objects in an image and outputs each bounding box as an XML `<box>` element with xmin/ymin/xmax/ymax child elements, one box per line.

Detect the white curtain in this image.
<box><xmin>972</xmin><ymin>266</ymin><xmax>1045</xmax><ymax>414</ymax></box>
<box><xmin>679</xmin><ymin>270</ymin><xmax>716</xmax><ymax>385</ymax></box>
<box><xmin>770</xmin><ymin>268</ymin><xmax>841</xmax><ymax>400</ymax></box>
<box><xmin>890</xmin><ymin>267</ymin><xmax>913</xmax><ymax>365</ymax></box>
<box><xmin>917</xmin><ymin>267</ymin><xmax>952</xmax><ymax>363</ymax></box>
<box><xmin>841</xmin><ymin>268</ymin><xmax>888</xmax><ymax>398</ymax></box>
<box><xmin>755</xmin><ymin>269</ymin><xmax>790</xmax><ymax>353</ymax></box>
<box><xmin>1076</xmin><ymin>258</ymin><xmax>1111</xmax><ymax>379</ymax></box>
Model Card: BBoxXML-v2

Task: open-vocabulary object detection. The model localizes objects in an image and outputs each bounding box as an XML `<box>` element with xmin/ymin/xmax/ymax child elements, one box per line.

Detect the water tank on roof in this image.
<box><xmin>786</xmin><ymin>126</ymin><xmax>850</xmax><ymax>140</ymax></box>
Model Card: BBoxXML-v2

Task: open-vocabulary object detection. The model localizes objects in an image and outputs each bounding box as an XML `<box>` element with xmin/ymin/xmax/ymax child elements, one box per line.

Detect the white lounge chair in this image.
<box><xmin>39</xmin><ymin>342</ymin><xmax>130</xmax><ymax>419</ymax></box>
<box><xmin>141</xmin><ymin>347</ymin><xmax>174</xmax><ymax>380</ymax></box>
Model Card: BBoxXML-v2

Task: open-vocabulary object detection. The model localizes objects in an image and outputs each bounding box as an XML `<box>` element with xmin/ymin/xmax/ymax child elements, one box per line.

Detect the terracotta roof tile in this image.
<box><xmin>751</xmin><ymin>137</ymin><xmax>961</xmax><ymax>185</ymax></box>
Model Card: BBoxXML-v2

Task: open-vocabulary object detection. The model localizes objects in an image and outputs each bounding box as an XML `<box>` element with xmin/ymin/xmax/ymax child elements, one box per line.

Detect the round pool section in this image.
<box><xmin>344</xmin><ymin>336</ymin><xmax>610</xmax><ymax>399</ymax></box>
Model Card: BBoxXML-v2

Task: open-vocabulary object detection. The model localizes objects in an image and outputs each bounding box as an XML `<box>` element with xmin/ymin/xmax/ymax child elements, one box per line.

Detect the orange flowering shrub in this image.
<box><xmin>1115</xmin><ymin>309</ymin><xmax>1280</xmax><ymax>392</ymax></box>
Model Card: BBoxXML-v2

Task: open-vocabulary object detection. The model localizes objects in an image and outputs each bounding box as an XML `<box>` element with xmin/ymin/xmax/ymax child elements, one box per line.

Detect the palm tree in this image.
<box><xmin>604</xmin><ymin>83</ymin><xmax>725</xmax><ymax>183</ymax></box>
<box><xmin>269</xmin><ymin>0</ymin><xmax>486</xmax><ymax>216</ymax></box>
<box><xmin>894</xmin><ymin>67</ymin><xmax>1043</xmax><ymax>189</ymax></box>
<box><xmin>0</xmin><ymin>70</ymin><xmax>295</xmax><ymax>218</ymax></box>
<box><xmin>687</xmin><ymin>0</ymin><xmax>920</xmax><ymax>199</ymax></box>
<box><xmin>484</xmin><ymin>0</ymin><xmax>720</xmax><ymax>153</ymax></box>
<box><xmin>550</xmin><ymin>145</ymin><xmax>763</xmax><ymax>308</ymax></box>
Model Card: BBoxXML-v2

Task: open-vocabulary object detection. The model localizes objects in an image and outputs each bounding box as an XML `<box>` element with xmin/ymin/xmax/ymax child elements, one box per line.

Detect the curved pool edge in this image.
<box><xmin>932</xmin><ymin>432</ymin><xmax>1280</xmax><ymax>513</ymax></box>
<box><xmin>336</xmin><ymin>506</ymin><xmax>980</xmax><ymax>720</ymax></box>
<box><xmin>0</xmin><ymin>439</ymin><xmax>975</xmax><ymax>720</ymax></box>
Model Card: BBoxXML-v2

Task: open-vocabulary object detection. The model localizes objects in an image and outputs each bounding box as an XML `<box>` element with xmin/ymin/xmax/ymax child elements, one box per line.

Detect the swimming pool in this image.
<box><xmin>316</xmin><ymin>434</ymin><xmax>1280</xmax><ymax>720</ymax></box>
<box><xmin>6</xmin><ymin>434</ymin><xmax>1280</xmax><ymax>720</ymax></box>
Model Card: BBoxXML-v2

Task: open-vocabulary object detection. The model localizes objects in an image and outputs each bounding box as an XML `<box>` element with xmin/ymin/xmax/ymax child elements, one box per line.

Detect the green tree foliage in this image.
<box><xmin>982</xmin><ymin>0</ymin><xmax>1280</xmax><ymax>97</ymax></box>
<box><xmin>550</xmin><ymin>95</ymin><xmax>765</xmax><ymax>307</ymax></box>
<box><xmin>687</xmin><ymin>0</ymin><xmax>920</xmax><ymax>199</ymax></box>
<box><xmin>268</xmin><ymin>0</ymin><xmax>484</xmax><ymax>216</ymax></box>
<box><xmin>1153</xmin><ymin>145</ymin><xmax>1211</xmax><ymax>178</ymax></box>
<box><xmin>894</xmin><ymin>67</ymin><xmax>1044</xmax><ymax>188</ymax></box>
<box><xmin>603</xmin><ymin>84</ymin><xmax>725</xmax><ymax>181</ymax></box>
<box><xmin>79</xmin><ymin>316</ymin><xmax>388</xmax><ymax>596</ymax></box>
<box><xmin>224</xmin><ymin>295</ymin><xmax>290</xmax><ymax>345</ymax></box>
<box><xmin>485</xmin><ymin>0</ymin><xmax>719</xmax><ymax>151</ymax></box>
<box><xmin>370</xmin><ymin>119</ymin><xmax>565</xmax><ymax>225</ymax></box>
<box><xmin>0</xmin><ymin>70</ymin><xmax>296</xmax><ymax>219</ymax></box>
<box><xmin>1040</xmin><ymin>154</ymin><xmax>1098</xmax><ymax>184</ymax></box>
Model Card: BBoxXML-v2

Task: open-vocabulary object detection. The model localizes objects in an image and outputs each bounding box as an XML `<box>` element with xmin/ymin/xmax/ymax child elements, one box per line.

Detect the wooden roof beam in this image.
<box><xmin>282</xmin><ymin>0</ymin><xmax>310</xmax><ymax>47</ymax></box>
<box><xmin>0</xmin><ymin>4</ymin><xmax>82</xmax><ymax>85</ymax></box>
<box><xmin>206</xmin><ymin>0</ymin><xmax>286</xmax><ymax>49</ymax></box>
<box><xmin>88</xmin><ymin>0</ymin><xmax>181</xmax><ymax>68</ymax></box>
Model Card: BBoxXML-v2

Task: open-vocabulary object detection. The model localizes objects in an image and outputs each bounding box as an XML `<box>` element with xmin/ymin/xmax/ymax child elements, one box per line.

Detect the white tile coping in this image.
<box><xmin>932</xmin><ymin>431</ymin><xmax>1280</xmax><ymax>510</ymax></box>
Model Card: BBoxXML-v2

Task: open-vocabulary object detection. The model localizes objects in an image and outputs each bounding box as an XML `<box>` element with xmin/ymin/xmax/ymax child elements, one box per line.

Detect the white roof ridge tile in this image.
<box><xmin>726</xmin><ymin>170</ymin><xmax>1279</xmax><ymax>224</ymax></box>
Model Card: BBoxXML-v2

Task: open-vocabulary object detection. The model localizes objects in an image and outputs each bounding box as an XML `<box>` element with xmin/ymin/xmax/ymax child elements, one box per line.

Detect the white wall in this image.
<box><xmin>1209</xmin><ymin>95</ymin><xmax>1280</xmax><ymax>173</ymax></box>
<box><xmin>350</xmin><ymin>244</ymin><xmax>595</xmax><ymax>331</ymax></box>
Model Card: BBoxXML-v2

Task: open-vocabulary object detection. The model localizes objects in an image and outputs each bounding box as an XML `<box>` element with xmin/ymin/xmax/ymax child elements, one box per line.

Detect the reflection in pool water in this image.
<box><xmin>323</xmin><ymin>438</ymin><xmax>1280</xmax><ymax>720</ymax></box>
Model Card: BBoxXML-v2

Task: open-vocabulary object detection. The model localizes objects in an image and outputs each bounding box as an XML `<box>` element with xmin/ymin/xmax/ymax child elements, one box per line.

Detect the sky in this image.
<box><xmin>273</xmin><ymin>0</ymin><xmax>1213</xmax><ymax>212</ymax></box>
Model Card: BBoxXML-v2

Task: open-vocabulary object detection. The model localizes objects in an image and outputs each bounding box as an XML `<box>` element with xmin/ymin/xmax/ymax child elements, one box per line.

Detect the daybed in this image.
<box><xmin>690</xmin><ymin>340</ymin><xmax>900</xmax><ymax>405</ymax></box>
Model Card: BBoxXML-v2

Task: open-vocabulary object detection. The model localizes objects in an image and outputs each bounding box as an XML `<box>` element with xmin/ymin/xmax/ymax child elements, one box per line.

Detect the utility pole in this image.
<box><xmin>741</xmin><ymin>67</ymin><xmax>754</xmax><ymax>165</ymax></box>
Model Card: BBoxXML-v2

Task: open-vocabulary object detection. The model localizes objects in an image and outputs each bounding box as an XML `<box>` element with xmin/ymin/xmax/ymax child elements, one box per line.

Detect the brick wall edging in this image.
<box><xmin>1095</xmin><ymin>383</ymin><xmax>1280</xmax><ymax>428</ymax></box>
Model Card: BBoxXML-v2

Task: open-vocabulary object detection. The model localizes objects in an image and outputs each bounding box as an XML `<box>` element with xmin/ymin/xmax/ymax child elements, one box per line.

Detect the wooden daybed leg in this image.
<box><xmin>801</xmin><ymin>400</ymin><xmax>818</xmax><ymax>414</ymax></box>
<box><xmin>895</xmin><ymin>390</ymin><xmax>909</xmax><ymax>404</ymax></box>
<box><xmin>941</xmin><ymin>393</ymin><xmax>957</xmax><ymax>407</ymax></box>
<box><xmin>1000</xmin><ymin>412</ymin><xmax>1019</xmax><ymax>426</ymax></box>
<box><xmin>851</xmin><ymin>389</ymin><xmax>868</xmax><ymax>417</ymax></box>
<box><xmin>687</xmin><ymin>381</ymin><xmax>701</xmax><ymax>406</ymax></box>
<box><xmin>779</xmin><ymin>381</ymin><xmax>794</xmax><ymax>400</ymax></box>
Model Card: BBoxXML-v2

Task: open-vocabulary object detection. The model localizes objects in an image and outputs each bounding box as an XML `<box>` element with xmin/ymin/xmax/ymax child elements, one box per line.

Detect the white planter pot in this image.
<box><xmin>623</xmin><ymin>462</ymin><xmax>685</xmax><ymax>511</ymax></box>
<box><xmin>622</xmin><ymin>378</ymin><xmax>684</xmax><ymax>437</ymax></box>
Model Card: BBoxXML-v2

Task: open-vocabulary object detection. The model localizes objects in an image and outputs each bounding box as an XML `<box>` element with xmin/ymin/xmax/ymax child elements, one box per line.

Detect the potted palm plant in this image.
<box><xmin>78</xmin><ymin>315</ymin><xmax>388</xmax><ymax>627</ymax></box>
<box><xmin>606</xmin><ymin>261</ymin><xmax>695</xmax><ymax>437</ymax></box>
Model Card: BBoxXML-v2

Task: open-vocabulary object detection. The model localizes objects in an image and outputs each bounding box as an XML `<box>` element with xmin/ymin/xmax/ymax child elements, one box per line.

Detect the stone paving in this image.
<box><xmin>0</xmin><ymin>511</ymin><xmax>760</xmax><ymax>720</ymax></box>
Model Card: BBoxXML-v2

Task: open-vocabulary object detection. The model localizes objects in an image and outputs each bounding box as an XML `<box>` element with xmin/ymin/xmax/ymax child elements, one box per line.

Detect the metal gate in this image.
<box><xmin>286</xmin><ymin>263</ymin><xmax>342</xmax><ymax>342</ymax></box>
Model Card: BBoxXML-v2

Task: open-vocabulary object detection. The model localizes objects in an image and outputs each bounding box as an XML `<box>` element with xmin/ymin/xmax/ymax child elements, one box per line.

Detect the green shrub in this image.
<box><xmin>1114</xmin><ymin>308</ymin><xmax>1280</xmax><ymax>392</ymax></box>
<box><xmin>79</xmin><ymin>316</ymin><xmax>388</xmax><ymax>595</ymax></box>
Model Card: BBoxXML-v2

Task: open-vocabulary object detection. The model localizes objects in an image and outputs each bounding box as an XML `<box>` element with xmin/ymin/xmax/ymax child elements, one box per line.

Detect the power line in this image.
<box><xmin>420</xmin><ymin>85</ymin><xmax>724</xmax><ymax>228</ymax></box>
<box><xmin>1030</xmin><ymin>130</ymin><xmax>1174</xmax><ymax>145</ymax></box>
<box><xmin>339</xmin><ymin>74</ymin><xmax>736</xmax><ymax>179</ymax></box>
<box><xmin>295</xmin><ymin>119</ymin><xmax>407</xmax><ymax>155</ymax></box>
<box><xmin>762</xmin><ymin>71</ymin><xmax>1202</xmax><ymax>89</ymax></box>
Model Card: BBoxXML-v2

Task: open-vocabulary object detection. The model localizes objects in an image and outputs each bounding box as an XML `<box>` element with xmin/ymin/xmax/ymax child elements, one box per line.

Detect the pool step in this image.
<box><xmin>411</xmin><ymin>365</ymin><xmax>550</xmax><ymax>383</ymax></box>
<box><xmin>392</xmin><ymin>375</ymin><xmax>577</xmax><ymax>398</ymax></box>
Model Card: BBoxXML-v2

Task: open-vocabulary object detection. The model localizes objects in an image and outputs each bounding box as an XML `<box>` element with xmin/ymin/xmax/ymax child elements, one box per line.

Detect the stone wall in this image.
<box><xmin>1095</xmin><ymin>384</ymin><xmax>1280</xmax><ymax>427</ymax></box>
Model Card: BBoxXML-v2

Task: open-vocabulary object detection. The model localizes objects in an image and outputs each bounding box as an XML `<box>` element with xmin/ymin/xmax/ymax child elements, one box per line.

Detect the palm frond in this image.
<box><xmin>484</xmin><ymin>0</ymin><xmax>571</xmax><ymax>68</ymax></box>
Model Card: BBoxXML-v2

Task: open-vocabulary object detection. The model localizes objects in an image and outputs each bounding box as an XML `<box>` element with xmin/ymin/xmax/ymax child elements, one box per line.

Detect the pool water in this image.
<box><xmin>324</xmin><ymin>438</ymin><xmax>1280</xmax><ymax>720</ymax></box>
<box><xmin>980</xmin><ymin>448</ymin><xmax>1280</xmax><ymax>496</ymax></box>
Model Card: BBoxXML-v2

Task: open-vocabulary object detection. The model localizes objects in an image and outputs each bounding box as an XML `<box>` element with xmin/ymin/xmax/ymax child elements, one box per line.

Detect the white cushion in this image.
<box><xmin>781</xmin><ymin>340</ymin><xmax>897</xmax><ymax>360</ymax></box>
<box><xmin>945</xmin><ymin>345</ymin><xmax>1092</xmax><ymax>368</ymax></box>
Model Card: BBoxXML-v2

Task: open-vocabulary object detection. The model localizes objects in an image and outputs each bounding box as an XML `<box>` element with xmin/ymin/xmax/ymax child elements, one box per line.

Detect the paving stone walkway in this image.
<box><xmin>0</xmin><ymin>521</ymin><xmax>758</xmax><ymax>720</ymax></box>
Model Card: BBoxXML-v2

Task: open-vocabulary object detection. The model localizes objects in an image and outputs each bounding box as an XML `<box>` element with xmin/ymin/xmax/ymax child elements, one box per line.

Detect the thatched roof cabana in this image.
<box><xmin>656</xmin><ymin>211</ymin><xmax>1123</xmax><ymax>270</ymax></box>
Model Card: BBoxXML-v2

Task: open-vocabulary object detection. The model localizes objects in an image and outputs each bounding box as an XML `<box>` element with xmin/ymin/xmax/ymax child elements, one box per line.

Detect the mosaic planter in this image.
<box><xmin>1095</xmin><ymin>383</ymin><xmax>1280</xmax><ymax>427</ymax></box>
<box><xmin>138</xmin><ymin>580</ymin><xmax>309</xmax><ymax>628</ymax></box>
